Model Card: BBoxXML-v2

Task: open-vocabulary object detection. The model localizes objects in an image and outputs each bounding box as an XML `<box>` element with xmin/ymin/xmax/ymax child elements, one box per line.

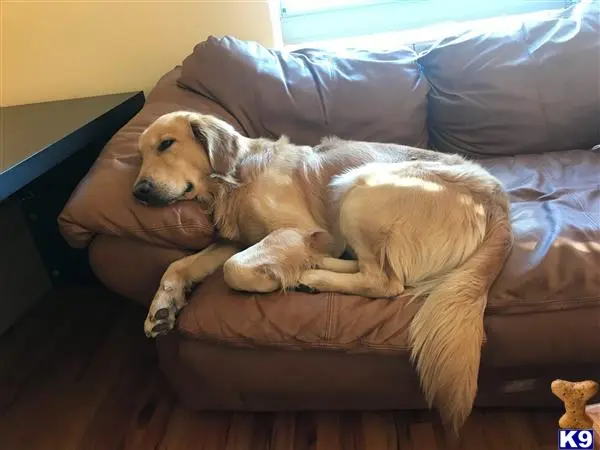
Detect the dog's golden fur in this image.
<box><xmin>134</xmin><ymin>111</ymin><xmax>513</xmax><ymax>434</ymax></box>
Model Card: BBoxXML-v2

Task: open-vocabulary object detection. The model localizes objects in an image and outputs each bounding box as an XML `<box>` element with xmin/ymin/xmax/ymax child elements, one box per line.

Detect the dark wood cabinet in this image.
<box><xmin>0</xmin><ymin>91</ymin><xmax>144</xmax><ymax>333</ymax></box>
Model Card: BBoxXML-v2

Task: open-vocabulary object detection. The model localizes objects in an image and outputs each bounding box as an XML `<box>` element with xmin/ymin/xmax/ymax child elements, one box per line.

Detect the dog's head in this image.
<box><xmin>223</xmin><ymin>228</ymin><xmax>333</xmax><ymax>293</ymax></box>
<box><xmin>133</xmin><ymin>111</ymin><xmax>241</xmax><ymax>206</ymax></box>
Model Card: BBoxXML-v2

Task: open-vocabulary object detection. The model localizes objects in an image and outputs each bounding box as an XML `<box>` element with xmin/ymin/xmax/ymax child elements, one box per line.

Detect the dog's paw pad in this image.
<box><xmin>144</xmin><ymin>288</ymin><xmax>184</xmax><ymax>338</ymax></box>
<box><xmin>144</xmin><ymin>314</ymin><xmax>175</xmax><ymax>338</ymax></box>
<box><xmin>295</xmin><ymin>284</ymin><xmax>320</xmax><ymax>294</ymax></box>
<box><xmin>151</xmin><ymin>323</ymin><xmax>172</xmax><ymax>334</ymax></box>
<box><xmin>154</xmin><ymin>308</ymin><xmax>171</xmax><ymax>320</ymax></box>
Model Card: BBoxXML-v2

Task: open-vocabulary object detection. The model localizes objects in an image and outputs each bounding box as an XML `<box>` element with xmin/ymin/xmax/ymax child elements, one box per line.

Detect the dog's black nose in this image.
<box><xmin>133</xmin><ymin>179</ymin><xmax>155</xmax><ymax>202</ymax></box>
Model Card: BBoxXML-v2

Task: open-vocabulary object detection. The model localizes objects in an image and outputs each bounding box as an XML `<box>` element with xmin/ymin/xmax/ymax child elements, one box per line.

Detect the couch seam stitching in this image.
<box><xmin>177</xmin><ymin>297</ymin><xmax>600</xmax><ymax>351</ymax></box>
<box><xmin>485</xmin><ymin>296</ymin><xmax>600</xmax><ymax>313</ymax></box>
<box><xmin>325</xmin><ymin>292</ymin><xmax>334</xmax><ymax>342</ymax></box>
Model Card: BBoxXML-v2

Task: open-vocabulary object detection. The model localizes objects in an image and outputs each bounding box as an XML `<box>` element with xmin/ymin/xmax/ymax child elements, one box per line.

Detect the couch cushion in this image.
<box><xmin>419</xmin><ymin>2</ymin><xmax>600</xmax><ymax>157</ymax></box>
<box><xmin>58</xmin><ymin>67</ymin><xmax>234</xmax><ymax>250</ymax></box>
<box><xmin>178</xmin><ymin>148</ymin><xmax>600</xmax><ymax>366</ymax></box>
<box><xmin>482</xmin><ymin>148</ymin><xmax>600</xmax><ymax>312</ymax></box>
<box><xmin>177</xmin><ymin>36</ymin><xmax>429</xmax><ymax>148</ymax></box>
<box><xmin>178</xmin><ymin>267</ymin><xmax>423</xmax><ymax>355</ymax></box>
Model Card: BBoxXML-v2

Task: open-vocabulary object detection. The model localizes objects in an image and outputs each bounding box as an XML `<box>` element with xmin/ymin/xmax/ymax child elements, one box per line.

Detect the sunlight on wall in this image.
<box><xmin>1</xmin><ymin>0</ymin><xmax>282</xmax><ymax>106</ymax></box>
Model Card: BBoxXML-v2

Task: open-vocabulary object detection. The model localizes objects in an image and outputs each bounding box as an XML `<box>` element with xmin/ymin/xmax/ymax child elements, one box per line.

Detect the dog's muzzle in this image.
<box><xmin>132</xmin><ymin>179</ymin><xmax>172</xmax><ymax>206</ymax></box>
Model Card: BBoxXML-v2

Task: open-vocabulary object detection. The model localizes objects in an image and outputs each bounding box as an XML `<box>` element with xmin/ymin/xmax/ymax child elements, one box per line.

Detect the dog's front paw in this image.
<box><xmin>144</xmin><ymin>277</ymin><xmax>188</xmax><ymax>338</ymax></box>
<box><xmin>296</xmin><ymin>271</ymin><xmax>325</xmax><ymax>294</ymax></box>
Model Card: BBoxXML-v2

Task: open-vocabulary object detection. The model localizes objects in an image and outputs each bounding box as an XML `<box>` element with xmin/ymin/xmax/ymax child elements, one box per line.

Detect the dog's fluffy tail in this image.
<box><xmin>407</xmin><ymin>200</ymin><xmax>512</xmax><ymax>435</ymax></box>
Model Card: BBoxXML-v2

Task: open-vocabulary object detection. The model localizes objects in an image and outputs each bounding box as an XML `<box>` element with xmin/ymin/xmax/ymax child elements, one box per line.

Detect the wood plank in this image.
<box><xmin>340</xmin><ymin>412</ymin><xmax>363</xmax><ymax>450</ymax></box>
<box><xmin>157</xmin><ymin>407</ymin><xmax>232</xmax><ymax>450</ymax></box>
<box><xmin>502</xmin><ymin>410</ymin><xmax>545</xmax><ymax>450</ymax></box>
<box><xmin>270</xmin><ymin>412</ymin><xmax>296</xmax><ymax>450</ymax></box>
<box><xmin>157</xmin><ymin>405</ymin><xmax>199</xmax><ymax>450</ymax></box>
<box><xmin>75</xmin><ymin>327</ymin><xmax>159</xmax><ymax>450</ymax></box>
<box><xmin>294</xmin><ymin>412</ymin><xmax>317</xmax><ymax>450</ymax></box>
<box><xmin>531</xmin><ymin>409</ymin><xmax>561</xmax><ymax>450</ymax></box>
<box><xmin>120</xmin><ymin>379</ymin><xmax>176</xmax><ymax>450</ymax></box>
<box><xmin>225</xmin><ymin>413</ymin><xmax>256</xmax><ymax>450</ymax></box>
<box><xmin>43</xmin><ymin>306</ymin><xmax>149</xmax><ymax>450</ymax></box>
<box><xmin>446</xmin><ymin>409</ymin><xmax>486</xmax><ymax>450</ymax></box>
<box><xmin>362</xmin><ymin>412</ymin><xmax>399</xmax><ymax>450</ymax></box>
<box><xmin>0</xmin><ymin>285</ymin><xmax>100</xmax><ymax>410</ymax></box>
<box><xmin>393</xmin><ymin>411</ymin><xmax>413</xmax><ymax>450</ymax></box>
<box><xmin>479</xmin><ymin>409</ymin><xmax>516</xmax><ymax>450</ymax></box>
<box><xmin>250</xmin><ymin>413</ymin><xmax>274</xmax><ymax>450</ymax></box>
<box><xmin>410</xmin><ymin>422</ymin><xmax>440</xmax><ymax>450</ymax></box>
<box><xmin>0</xmin><ymin>288</ymin><xmax>128</xmax><ymax>450</ymax></box>
<box><xmin>316</xmin><ymin>412</ymin><xmax>343</xmax><ymax>450</ymax></box>
<box><xmin>199</xmin><ymin>413</ymin><xmax>234</xmax><ymax>450</ymax></box>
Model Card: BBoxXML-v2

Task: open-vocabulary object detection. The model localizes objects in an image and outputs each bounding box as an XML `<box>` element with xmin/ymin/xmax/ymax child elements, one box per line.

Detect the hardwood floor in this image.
<box><xmin>0</xmin><ymin>284</ymin><xmax>598</xmax><ymax>450</ymax></box>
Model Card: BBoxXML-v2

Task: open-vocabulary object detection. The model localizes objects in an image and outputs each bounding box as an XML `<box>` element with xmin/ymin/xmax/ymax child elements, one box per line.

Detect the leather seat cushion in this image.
<box><xmin>177</xmin><ymin>148</ymin><xmax>600</xmax><ymax>365</ymax></box>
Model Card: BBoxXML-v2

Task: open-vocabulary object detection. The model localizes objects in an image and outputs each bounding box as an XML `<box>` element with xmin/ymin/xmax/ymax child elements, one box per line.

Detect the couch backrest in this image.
<box><xmin>57</xmin><ymin>2</ymin><xmax>600</xmax><ymax>251</ymax></box>
<box><xmin>178</xmin><ymin>39</ymin><xmax>430</xmax><ymax>149</ymax></box>
<box><xmin>178</xmin><ymin>1</ymin><xmax>599</xmax><ymax>157</ymax></box>
<box><xmin>420</xmin><ymin>2</ymin><xmax>600</xmax><ymax>157</ymax></box>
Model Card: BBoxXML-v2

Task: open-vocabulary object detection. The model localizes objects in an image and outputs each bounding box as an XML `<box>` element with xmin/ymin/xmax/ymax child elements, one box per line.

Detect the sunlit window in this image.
<box><xmin>280</xmin><ymin>0</ymin><xmax>578</xmax><ymax>45</ymax></box>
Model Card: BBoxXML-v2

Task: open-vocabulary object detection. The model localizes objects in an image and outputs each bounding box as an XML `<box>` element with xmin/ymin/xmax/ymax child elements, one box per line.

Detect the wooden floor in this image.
<box><xmin>0</xmin><ymin>284</ymin><xmax>598</xmax><ymax>450</ymax></box>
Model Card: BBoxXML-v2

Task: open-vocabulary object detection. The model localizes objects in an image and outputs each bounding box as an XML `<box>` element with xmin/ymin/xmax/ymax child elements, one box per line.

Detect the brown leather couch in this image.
<box><xmin>59</xmin><ymin>3</ymin><xmax>600</xmax><ymax>412</ymax></box>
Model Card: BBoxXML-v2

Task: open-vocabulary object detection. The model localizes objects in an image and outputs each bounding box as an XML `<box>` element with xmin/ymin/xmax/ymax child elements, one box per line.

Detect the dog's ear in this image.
<box><xmin>305</xmin><ymin>229</ymin><xmax>334</xmax><ymax>254</ymax></box>
<box><xmin>187</xmin><ymin>113</ymin><xmax>240</xmax><ymax>176</ymax></box>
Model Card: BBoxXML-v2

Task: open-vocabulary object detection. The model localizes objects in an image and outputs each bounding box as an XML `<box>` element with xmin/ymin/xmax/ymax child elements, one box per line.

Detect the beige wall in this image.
<box><xmin>1</xmin><ymin>0</ymin><xmax>282</xmax><ymax>106</ymax></box>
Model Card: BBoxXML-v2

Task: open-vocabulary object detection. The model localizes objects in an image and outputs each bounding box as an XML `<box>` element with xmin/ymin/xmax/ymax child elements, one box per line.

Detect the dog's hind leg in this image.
<box><xmin>144</xmin><ymin>241</ymin><xmax>241</xmax><ymax>338</ymax></box>
<box><xmin>298</xmin><ymin>254</ymin><xmax>404</xmax><ymax>298</ymax></box>
<box><xmin>316</xmin><ymin>257</ymin><xmax>359</xmax><ymax>273</ymax></box>
<box><xmin>301</xmin><ymin>217</ymin><xmax>404</xmax><ymax>297</ymax></box>
<box><xmin>298</xmin><ymin>269</ymin><xmax>403</xmax><ymax>298</ymax></box>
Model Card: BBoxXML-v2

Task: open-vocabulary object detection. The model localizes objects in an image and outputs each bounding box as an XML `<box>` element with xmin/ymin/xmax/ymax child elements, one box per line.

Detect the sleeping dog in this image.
<box><xmin>133</xmin><ymin>111</ymin><xmax>513</xmax><ymax>434</ymax></box>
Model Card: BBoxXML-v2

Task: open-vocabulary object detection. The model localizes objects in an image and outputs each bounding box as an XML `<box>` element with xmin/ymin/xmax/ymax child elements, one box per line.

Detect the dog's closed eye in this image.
<box><xmin>157</xmin><ymin>139</ymin><xmax>175</xmax><ymax>152</ymax></box>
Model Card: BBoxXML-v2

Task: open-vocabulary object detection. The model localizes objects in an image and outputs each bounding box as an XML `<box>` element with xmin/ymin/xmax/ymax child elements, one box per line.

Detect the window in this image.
<box><xmin>280</xmin><ymin>0</ymin><xmax>577</xmax><ymax>45</ymax></box>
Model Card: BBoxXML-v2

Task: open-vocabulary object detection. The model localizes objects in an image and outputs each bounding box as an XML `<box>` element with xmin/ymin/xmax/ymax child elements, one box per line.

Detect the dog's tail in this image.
<box><xmin>406</xmin><ymin>198</ymin><xmax>512</xmax><ymax>435</ymax></box>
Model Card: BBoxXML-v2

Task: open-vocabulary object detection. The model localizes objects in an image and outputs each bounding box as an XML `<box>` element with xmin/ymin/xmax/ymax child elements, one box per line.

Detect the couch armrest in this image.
<box><xmin>89</xmin><ymin>234</ymin><xmax>190</xmax><ymax>307</ymax></box>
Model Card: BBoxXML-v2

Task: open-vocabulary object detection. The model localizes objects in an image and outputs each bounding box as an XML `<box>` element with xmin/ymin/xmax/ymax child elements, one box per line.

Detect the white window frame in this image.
<box><xmin>280</xmin><ymin>0</ymin><xmax>575</xmax><ymax>45</ymax></box>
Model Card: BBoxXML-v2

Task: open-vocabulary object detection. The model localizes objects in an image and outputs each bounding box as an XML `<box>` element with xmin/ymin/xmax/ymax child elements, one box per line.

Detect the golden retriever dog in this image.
<box><xmin>134</xmin><ymin>111</ymin><xmax>513</xmax><ymax>434</ymax></box>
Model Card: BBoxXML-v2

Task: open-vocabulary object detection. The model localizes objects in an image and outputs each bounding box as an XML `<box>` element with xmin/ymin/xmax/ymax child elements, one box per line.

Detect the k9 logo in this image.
<box><xmin>558</xmin><ymin>429</ymin><xmax>595</xmax><ymax>449</ymax></box>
